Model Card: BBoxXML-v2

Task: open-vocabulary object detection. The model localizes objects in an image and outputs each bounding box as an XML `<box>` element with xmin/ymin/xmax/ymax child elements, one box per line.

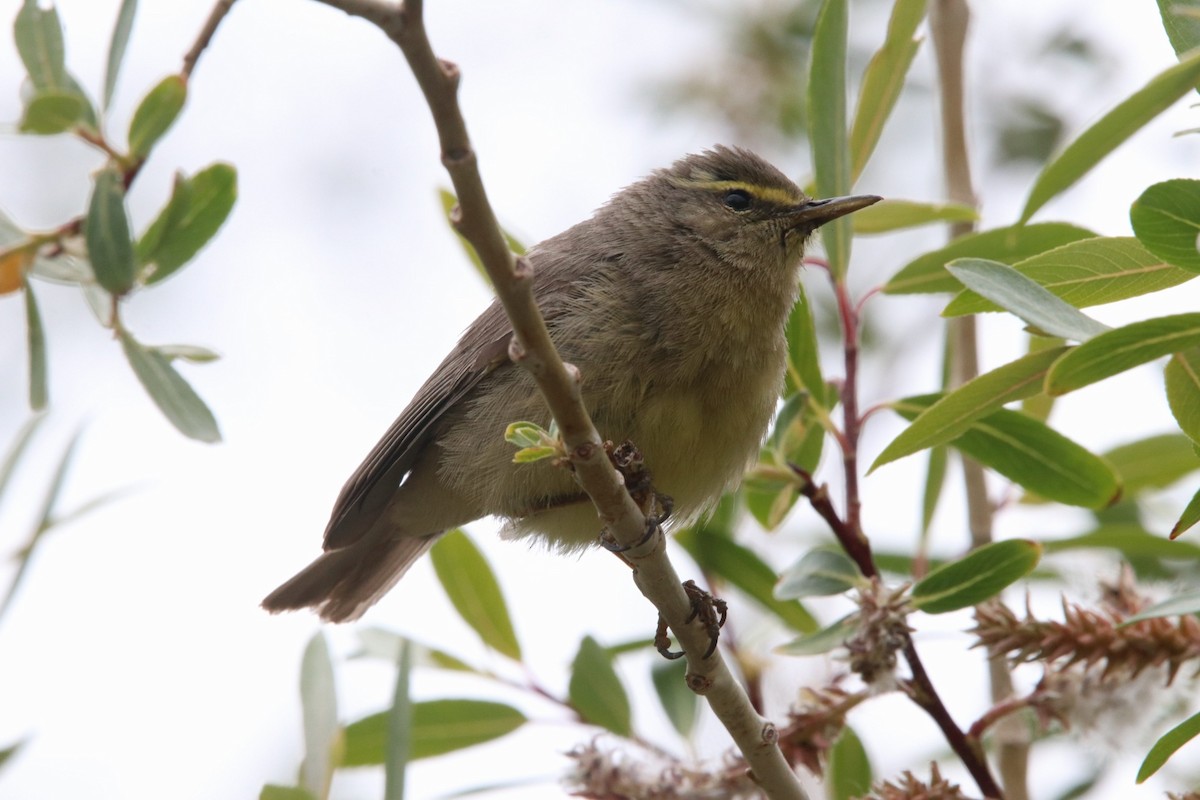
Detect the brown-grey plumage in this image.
<box><xmin>263</xmin><ymin>146</ymin><xmax>879</xmax><ymax>622</ymax></box>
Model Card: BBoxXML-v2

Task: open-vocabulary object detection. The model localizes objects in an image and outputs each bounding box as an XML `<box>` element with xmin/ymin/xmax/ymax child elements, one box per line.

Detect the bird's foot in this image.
<box><xmin>654</xmin><ymin>580</ymin><xmax>728</xmax><ymax>660</ymax></box>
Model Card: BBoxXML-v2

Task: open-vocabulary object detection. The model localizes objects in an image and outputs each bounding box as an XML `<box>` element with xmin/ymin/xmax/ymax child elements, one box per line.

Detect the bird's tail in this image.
<box><xmin>261</xmin><ymin>533</ymin><xmax>441</xmax><ymax>623</ymax></box>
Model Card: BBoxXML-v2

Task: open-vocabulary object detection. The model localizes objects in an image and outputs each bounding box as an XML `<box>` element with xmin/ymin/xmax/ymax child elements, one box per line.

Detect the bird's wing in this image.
<box><xmin>322</xmin><ymin>299</ymin><xmax>515</xmax><ymax>550</ymax></box>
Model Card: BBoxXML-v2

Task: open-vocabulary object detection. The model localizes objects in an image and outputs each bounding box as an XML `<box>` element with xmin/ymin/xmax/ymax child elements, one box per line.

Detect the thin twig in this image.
<box><xmin>931</xmin><ymin>1</ymin><xmax>1028</xmax><ymax>797</ymax></box>
<box><xmin>305</xmin><ymin>1</ymin><xmax>808</xmax><ymax>797</ymax></box>
<box><xmin>182</xmin><ymin>0</ymin><xmax>239</xmax><ymax>79</ymax></box>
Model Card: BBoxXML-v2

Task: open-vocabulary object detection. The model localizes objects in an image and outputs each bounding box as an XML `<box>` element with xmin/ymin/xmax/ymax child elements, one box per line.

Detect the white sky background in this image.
<box><xmin>0</xmin><ymin>1</ymin><xmax>1199</xmax><ymax>798</ymax></box>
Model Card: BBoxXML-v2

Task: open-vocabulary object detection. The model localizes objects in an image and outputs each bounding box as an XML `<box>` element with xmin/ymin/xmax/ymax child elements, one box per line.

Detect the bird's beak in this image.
<box><xmin>787</xmin><ymin>194</ymin><xmax>882</xmax><ymax>228</ymax></box>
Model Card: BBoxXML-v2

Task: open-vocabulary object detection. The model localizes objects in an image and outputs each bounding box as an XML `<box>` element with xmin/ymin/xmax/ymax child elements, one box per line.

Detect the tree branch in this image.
<box><xmin>182</xmin><ymin>0</ymin><xmax>239</xmax><ymax>79</ymax></box>
<box><xmin>304</xmin><ymin>1</ymin><xmax>808</xmax><ymax>796</ymax></box>
<box><xmin>931</xmin><ymin>2</ymin><xmax>1028</xmax><ymax>797</ymax></box>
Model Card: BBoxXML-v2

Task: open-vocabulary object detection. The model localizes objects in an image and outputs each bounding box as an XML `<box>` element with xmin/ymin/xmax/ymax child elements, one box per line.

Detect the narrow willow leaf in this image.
<box><xmin>354</xmin><ymin>628</ymin><xmax>478</xmax><ymax>673</ymax></box>
<box><xmin>651</xmin><ymin>659</ymin><xmax>697</xmax><ymax>739</ymax></box>
<box><xmin>808</xmin><ymin>0</ymin><xmax>851</xmax><ymax>276</ymax></box>
<box><xmin>1130</xmin><ymin>179</ymin><xmax>1200</xmax><ymax>272</ymax></box>
<box><xmin>674</xmin><ymin>524</ymin><xmax>816</xmax><ymax>632</ymax></box>
<box><xmin>1021</xmin><ymin>50</ymin><xmax>1200</xmax><ymax>224</ymax></box>
<box><xmin>911</xmin><ymin>539</ymin><xmax>1042</xmax><ymax>613</ymax></box>
<box><xmin>893</xmin><ymin>396</ymin><xmax>1121</xmax><ymax>508</ymax></box>
<box><xmin>86</xmin><ymin>167</ymin><xmax>137</xmax><ymax>296</ymax></box>
<box><xmin>260</xmin><ymin>787</ymin><xmax>316</xmax><ymax>800</ymax></box>
<box><xmin>884</xmin><ymin>223</ymin><xmax>1095</xmax><ymax>294</ymax></box>
<box><xmin>1102</xmin><ymin>433</ymin><xmax>1200</xmax><ymax>495</ymax></box>
<box><xmin>827</xmin><ymin>726</ymin><xmax>872</xmax><ymax>800</ymax></box>
<box><xmin>156</xmin><ymin>343</ymin><xmax>220</xmax><ymax>363</ymax></box>
<box><xmin>1022</xmin><ymin>335</ymin><xmax>1065</xmax><ymax>421</ymax></box>
<box><xmin>18</xmin><ymin>91</ymin><xmax>84</xmax><ymax>134</ymax></box>
<box><xmin>1121</xmin><ymin>589</ymin><xmax>1200</xmax><ymax>626</ymax></box>
<box><xmin>22</xmin><ymin>277</ymin><xmax>47</xmax><ymax>410</ymax></box>
<box><xmin>945</xmin><ymin>238</ymin><xmax>1194</xmax><ymax>315</ymax></box>
<box><xmin>119</xmin><ymin>333</ymin><xmax>221</xmax><ymax>442</ymax></box>
<box><xmin>14</xmin><ymin>0</ymin><xmax>68</xmax><ymax>92</ymax></box>
<box><xmin>299</xmin><ymin>633</ymin><xmax>338</xmax><ymax>799</ymax></box>
<box><xmin>429</xmin><ymin>529</ymin><xmax>521</xmax><ymax>660</ymax></box>
<box><xmin>743</xmin><ymin>471</ymin><xmax>800</xmax><ymax>532</ymax></box>
<box><xmin>1172</xmin><ymin>487</ymin><xmax>1200</xmax><ymax>539</ymax></box>
<box><xmin>775</xmin><ymin>549</ymin><xmax>860</xmax><ymax>599</ymax></box>
<box><xmin>438</xmin><ymin>189</ymin><xmax>524</xmax><ymax>288</ymax></box>
<box><xmin>1046</xmin><ymin>313</ymin><xmax>1200</xmax><ymax>395</ymax></box>
<box><xmin>944</xmin><ymin>259</ymin><xmax>1109</xmax><ymax>340</ymax></box>
<box><xmin>1137</xmin><ymin>709</ymin><xmax>1200</xmax><ymax>782</ymax></box>
<box><xmin>873</xmin><ymin>346</ymin><xmax>1070</xmax><ymax>470</ymax></box>
<box><xmin>128</xmin><ymin>74</ymin><xmax>186</xmax><ymax>158</ymax></box>
<box><xmin>785</xmin><ymin>283</ymin><xmax>824</xmax><ymax>397</ymax></box>
<box><xmin>921</xmin><ymin>445</ymin><xmax>948</xmax><ymax>534</ymax></box>
<box><xmin>342</xmin><ymin>700</ymin><xmax>526</xmax><ymax>766</ymax></box>
<box><xmin>569</xmin><ymin>636</ymin><xmax>631</xmax><ymax>737</ymax></box>
<box><xmin>0</xmin><ymin>416</ymin><xmax>44</xmax><ymax>505</ymax></box>
<box><xmin>1166</xmin><ymin>348</ymin><xmax>1200</xmax><ymax>443</ymax></box>
<box><xmin>139</xmin><ymin>163</ymin><xmax>237</xmax><ymax>284</ymax></box>
<box><xmin>1043</xmin><ymin>523</ymin><xmax>1200</xmax><ymax>561</ymax></box>
<box><xmin>1159</xmin><ymin>0</ymin><xmax>1200</xmax><ymax>65</ymax></box>
<box><xmin>848</xmin><ymin>0</ymin><xmax>926</xmax><ymax>183</ymax></box>
<box><xmin>103</xmin><ymin>0</ymin><xmax>138</xmax><ymax>109</ymax></box>
<box><xmin>384</xmin><ymin>641</ymin><xmax>411</xmax><ymax>800</ymax></box>
<box><xmin>852</xmin><ymin>199</ymin><xmax>975</xmax><ymax>234</ymax></box>
<box><xmin>776</xmin><ymin>614</ymin><xmax>856</xmax><ymax>656</ymax></box>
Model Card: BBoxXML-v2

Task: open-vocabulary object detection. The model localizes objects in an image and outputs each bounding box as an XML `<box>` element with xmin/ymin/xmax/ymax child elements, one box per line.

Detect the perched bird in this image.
<box><xmin>263</xmin><ymin>146</ymin><xmax>879</xmax><ymax>622</ymax></box>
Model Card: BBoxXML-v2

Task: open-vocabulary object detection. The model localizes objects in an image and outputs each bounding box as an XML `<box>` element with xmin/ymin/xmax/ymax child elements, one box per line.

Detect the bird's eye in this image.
<box><xmin>722</xmin><ymin>189</ymin><xmax>753</xmax><ymax>212</ymax></box>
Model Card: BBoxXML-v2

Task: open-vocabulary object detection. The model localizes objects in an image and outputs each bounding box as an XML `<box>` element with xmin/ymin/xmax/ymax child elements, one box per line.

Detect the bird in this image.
<box><xmin>263</xmin><ymin>146</ymin><xmax>879</xmax><ymax>622</ymax></box>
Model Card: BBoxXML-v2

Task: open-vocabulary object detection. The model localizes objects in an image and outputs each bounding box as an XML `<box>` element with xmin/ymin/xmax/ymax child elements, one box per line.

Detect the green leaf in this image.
<box><xmin>1042</xmin><ymin>524</ymin><xmax>1200</xmax><ymax>561</ymax></box>
<box><xmin>299</xmin><ymin>632</ymin><xmax>339</xmax><ymax>799</ymax></box>
<box><xmin>808</xmin><ymin>0</ymin><xmax>851</xmax><ymax>277</ymax></box>
<box><xmin>18</xmin><ymin>91</ymin><xmax>84</xmax><ymax>134</ymax></box>
<box><xmin>103</xmin><ymin>0</ymin><xmax>137</xmax><ymax>109</ymax></box>
<box><xmin>911</xmin><ymin>539</ymin><xmax>1042</xmax><ymax>614</ymax></box>
<box><xmin>1020</xmin><ymin>50</ymin><xmax>1200</xmax><ymax>224</ymax></box>
<box><xmin>342</xmin><ymin>700</ymin><xmax>526</xmax><ymax>766</ymax></box>
<box><xmin>884</xmin><ymin>223</ymin><xmax>1095</xmax><ymax>294</ymax></box>
<box><xmin>921</xmin><ymin>445</ymin><xmax>947</xmax><ymax>534</ymax></box>
<box><xmin>438</xmin><ymin>189</ymin><xmax>524</xmax><ymax>288</ymax></box>
<box><xmin>1045</xmin><ymin>313</ymin><xmax>1200</xmax><ymax>395</ymax></box>
<box><xmin>569</xmin><ymin>636</ymin><xmax>631</xmax><ymax>737</ymax></box>
<box><xmin>674</xmin><ymin>523</ymin><xmax>817</xmax><ymax>632</ymax></box>
<box><xmin>0</xmin><ymin>740</ymin><xmax>24</xmax><ymax>772</ymax></box>
<box><xmin>892</xmin><ymin>396</ymin><xmax>1121</xmax><ymax>508</ymax></box>
<box><xmin>944</xmin><ymin>259</ymin><xmax>1109</xmax><ymax>340</ymax></box>
<box><xmin>1121</xmin><ymin>589</ymin><xmax>1200</xmax><ymax>626</ymax></box>
<box><xmin>1159</xmin><ymin>0</ymin><xmax>1200</xmax><ymax>68</ymax></box>
<box><xmin>1172</xmin><ymin>486</ymin><xmax>1200</xmax><ymax>539</ymax></box>
<box><xmin>384</xmin><ymin>640</ymin><xmax>411</xmax><ymax>800</ymax></box>
<box><xmin>944</xmin><ymin>237</ymin><xmax>1194</xmax><ymax>315</ymax></box>
<box><xmin>776</xmin><ymin>614</ymin><xmax>856</xmax><ymax>656</ymax></box>
<box><xmin>429</xmin><ymin>529</ymin><xmax>521</xmax><ymax>660</ymax></box>
<box><xmin>1137</xmin><ymin>708</ymin><xmax>1200</xmax><ymax>782</ymax></box>
<box><xmin>651</xmin><ymin>659</ymin><xmax>697</xmax><ymax>739</ymax></box>
<box><xmin>848</xmin><ymin>0</ymin><xmax>926</xmax><ymax>183</ymax></box>
<box><xmin>128</xmin><ymin>74</ymin><xmax>186</xmax><ymax>158</ymax></box>
<box><xmin>0</xmin><ymin>416</ymin><xmax>44</xmax><ymax>508</ymax></box>
<box><xmin>775</xmin><ymin>549</ymin><xmax>860</xmax><ymax>599</ymax></box>
<box><xmin>14</xmin><ymin>0</ymin><xmax>68</xmax><ymax>92</ymax></box>
<box><xmin>1103</xmin><ymin>433</ymin><xmax>1200</xmax><ymax>495</ymax></box>
<box><xmin>1022</xmin><ymin>335</ymin><xmax>1065</xmax><ymax>421</ymax></box>
<box><xmin>826</xmin><ymin>726</ymin><xmax>872</xmax><ymax>800</ymax></box>
<box><xmin>873</xmin><ymin>346</ymin><xmax>1070</xmax><ymax>471</ymax></box>
<box><xmin>852</xmin><ymin>199</ymin><xmax>975</xmax><ymax>234</ymax></box>
<box><xmin>86</xmin><ymin>167</ymin><xmax>137</xmax><ymax>296</ymax></box>
<box><xmin>155</xmin><ymin>343</ymin><xmax>220</xmax><ymax>363</ymax></box>
<box><xmin>118</xmin><ymin>332</ymin><xmax>221</xmax><ymax>442</ymax></box>
<box><xmin>1166</xmin><ymin>348</ymin><xmax>1200</xmax><ymax>443</ymax></box>
<box><xmin>1131</xmin><ymin>179</ymin><xmax>1200</xmax><ymax>272</ymax></box>
<box><xmin>138</xmin><ymin>163</ymin><xmax>237</xmax><ymax>284</ymax></box>
<box><xmin>354</xmin><ymin>628</ymin><xmax>479</xmax><ymax>674</ymax></box>
<box><xmin>23</xmin><ymin>276</ymin><xmax>46</xmax><ymax>410</ymax></box>
<box><xmin>785</xmin><ymin>283</ymin><xmax>824</xmax><ymax>398</ymax></box>
<box><xmin>259</xmin><ymin>787</ymin><xmax>317</xmax><ymax>800</ymax></box>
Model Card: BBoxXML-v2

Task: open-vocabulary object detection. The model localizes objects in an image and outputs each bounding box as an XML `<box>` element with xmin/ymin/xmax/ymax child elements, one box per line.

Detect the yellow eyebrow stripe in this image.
<box><xmin>673</xmin><ymin>178</ymin><xmax>806</xmax><ymax>207</ymax></box>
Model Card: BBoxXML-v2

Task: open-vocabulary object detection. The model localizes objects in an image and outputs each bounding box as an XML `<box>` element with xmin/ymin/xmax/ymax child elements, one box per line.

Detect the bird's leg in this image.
<box><xmin>597</xmin><ymin>440</ymin><xmax>672</xmax><ymax>553</ymax></box>
<box><xmin>683</xmin><ymin>579</ymin><xmax>728</xmax><ymax>658</ymax></box>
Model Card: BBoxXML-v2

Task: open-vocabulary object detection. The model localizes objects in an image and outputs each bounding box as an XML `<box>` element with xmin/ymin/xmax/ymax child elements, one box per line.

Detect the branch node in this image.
<box><xmin>513</xmin><ymin>254</ymin><xmax>534</xmax><ymax>281</ymax></box>
<box><xmin>686</xmin><ymin>672</ymin><xmax>713</xmax><ymax>693</ymax></box>
<box><xmin>447</xmin><ymin>203</ymin><xmax>464</xmax><ymax>229</ymax></box>
<box><xmin>507</xmin><ymin>336</ymin><xmax>527</xmax><ymax>363</ymax></box>
<box><xmin>760</xmin><ymin>722</ymin><xmax>779</xmax><ymax>746</ymax></box>
<box><xmin>438</xmin><ymin>57</ymin><xmax>461</xmax><ymax>84</ymax></box>
<box><xmin>441</xmin><ymin>146</ymin><xmax>472</xmax><ymax>166</ymax></box>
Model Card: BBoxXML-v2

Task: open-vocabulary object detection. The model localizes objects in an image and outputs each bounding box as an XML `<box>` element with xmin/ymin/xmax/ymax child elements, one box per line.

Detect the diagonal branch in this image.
<box><xmin>304</xmin><ymin>1</ymin><xmax>808</xmax><ymax>796</ymax></box>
